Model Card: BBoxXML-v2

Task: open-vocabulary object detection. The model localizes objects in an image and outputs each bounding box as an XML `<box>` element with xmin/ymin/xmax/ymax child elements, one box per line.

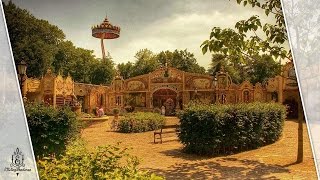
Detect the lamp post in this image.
<box><xmin>213</xmin><ymin>76</ymin><xmax>218</xmax><ymax>103</ymax></box>
<box><xmin>213</xmin><ymin>76</ymin><xmax>217</xmax><ymax>88</ymax></box>
<box><xmin>17</xmin><ymin>60</ymin><xmax>27</xmax><ymax>100</ymax></box>
<box><xmin>194</xmin><ymin>88</ymin><xmax>198</xmax><ymax>100</ymax></box>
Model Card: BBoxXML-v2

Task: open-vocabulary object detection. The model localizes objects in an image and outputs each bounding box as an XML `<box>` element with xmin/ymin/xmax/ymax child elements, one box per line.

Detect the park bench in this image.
<box><xmin>154</xmin><ymin>124</ymin><xmax>180</xmax><ymax>144</ymax></box>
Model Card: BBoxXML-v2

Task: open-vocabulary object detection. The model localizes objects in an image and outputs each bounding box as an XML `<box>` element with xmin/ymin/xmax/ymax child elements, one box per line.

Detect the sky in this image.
<box><xmin>4</xmin><ymin>0</ymin><xmax>276</xmax><ymax>68</ymax></box>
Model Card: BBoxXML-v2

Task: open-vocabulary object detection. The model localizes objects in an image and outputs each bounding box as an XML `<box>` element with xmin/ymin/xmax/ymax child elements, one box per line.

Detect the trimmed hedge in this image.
<box><xmin>118</xmin><ymin>112</ymin><xmax>165</xmax><ymax>133</ymax></box>
<box><xmin>178</xmin><ymin>102</ymin><xmax>286</xmax><ymax>155</ymax></box>
<box><xmin>25</xmin><ymin>103</ymin><xmax>80</xmax><ymax>158</ymax></box>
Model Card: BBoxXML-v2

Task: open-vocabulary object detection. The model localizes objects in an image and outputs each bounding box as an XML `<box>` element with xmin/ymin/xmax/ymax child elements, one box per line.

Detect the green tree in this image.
<box><xmin>117</xmin><ymin>62</ymin><xmax>134</xmax><ymax>80</ymax></box>
<box><xmin>131</xmin><ymin>49</ymin><xmax>160</xmax><ymax>77</ymax></box>
<box><xmin>90</xmin><ymin>58</ymin><xmax>116</xmax><ymax>85</ymax></box>
<box><xmin>4</xmin><ymin>1</ymin><xmax>65</xmax><ymax>77</ymax></box>
<box><xmin>66</xmin><ymin>47</ymin><xmax>98</xmax><ymax>84</ymax></box>
<box><xmin>117</xmin><ymin>49</ymin><xmax>206</xmax><ymax>80</ymax></box>
<box><xmin>53</xmin><ymin>41</ymin><xmax>115</xmax><ymax>84</ymax></box>
<box><xmin>208</xmin><ymin>53</ymin><xmax>246</xmax><ymax>84</ymax></box>
<box><xmin>208</xmin><ymin>53</ymin><xmax>281</xmax><ymax>84</ymax></box>
<box><xmin>157</xmin><ymin>49</ymin><xmax>206</xmax><ymax>74</ymax></box>
<box><xmin>157</xmin><ymin>50</ymin><xmax>173</xmax><ymax>68</ymax></box>
<box><xmin>248</xmin><ymin>55</ymin><xmax>281</xmax><ymax>84</ymax></box>
<box><xmin>201</xmin><ymin>0</ymin><xmax>289</xmax><ymax>63</ymax></box>
<box><xmin>53</xmin><ymin>40</ymin><xmax>76</xmax><ymax>75</ymax></box>
<box><xmin>202</xmin><ymin>0</ymin><xmax>305</xmax><ymax>163</ymax></box>
<box><xmin>117</xmin><ymin>49</ymin><xmax>160</xmax><ymax>79</ymax></box>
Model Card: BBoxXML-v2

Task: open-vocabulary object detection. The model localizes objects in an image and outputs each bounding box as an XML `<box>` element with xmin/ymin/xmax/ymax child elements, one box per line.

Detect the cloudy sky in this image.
<box><xmin>5</xmin><ymin>0</ymin><xmax>276</xmax><ymax>68</ymax></box>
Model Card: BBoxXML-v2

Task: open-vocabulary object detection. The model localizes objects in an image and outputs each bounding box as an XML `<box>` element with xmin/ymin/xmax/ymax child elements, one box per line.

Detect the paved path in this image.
<box><xmin>81</xmin><ymin>117</ymin><xmax>317</xmax><ymax>179</ymax></box>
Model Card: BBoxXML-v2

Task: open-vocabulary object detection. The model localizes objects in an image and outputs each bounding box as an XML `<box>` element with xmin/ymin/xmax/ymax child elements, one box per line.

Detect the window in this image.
<box><xmin>116</xmin><ymin>96</ymin><xmax>121</xmax><ymax>106</ymax></box>
<box><xmin>271</xmin><ymin>91</ymin><xmax>278</xmax><ymax>102</ymax></box>
<box><xmin>243</xmin><ymin>90</ymin><xmax>250</xmax><ymax>103</ymax></box>
<box><xmin>212</xmin><ymin>93</ymin><xmax>217</xmax><ymax>103</ymax></box>
<box><xmin>221</xmin><ymin>93</ymin><xmax>227</xmax><ymax>104</ymax></box>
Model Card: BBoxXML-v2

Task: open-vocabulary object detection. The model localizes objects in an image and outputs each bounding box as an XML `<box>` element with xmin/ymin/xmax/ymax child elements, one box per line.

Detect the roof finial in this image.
<box><xmin>220</xmin><ymin>65</ymin><xmax>225</xmax><ymax>72</ymax></box>
<box><xmin>104</xmin><ymin>12</ymin><xmax>109</xmax><ymax>22</ymax></box>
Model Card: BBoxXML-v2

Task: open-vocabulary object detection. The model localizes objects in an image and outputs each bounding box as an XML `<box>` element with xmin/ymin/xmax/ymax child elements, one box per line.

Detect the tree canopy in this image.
<box><xmin>208</xmin><ymin>53</ymin><xmax>281</xmax><ymax>84</ymax></box>
<box><xmin>202</xmin><ymin>0</ymin><xmax>288</xmax><ymax>84</ymax></box>
<box><xmin>117</xmin><ymin>49</ymin><xmax>206</xmax><ymax>79</ymax></box>
<box><xmin>157</xmin><ymin>49</ymin><xmax>206</xmax><ymax>74</ymax></box>
<box><xmin>201</xmin><ymin>0</ymin><xmax>289</xmax><ymax>61</ymax></box>
<box><xmin>4</xmin><ymin>1</ymin><xmax>116</xmax><ymax>85</ymax></box>
<box><xmin>4</xmin><ymin>1</ymin><xmax>64</xmax><ymax>77</ymax></box>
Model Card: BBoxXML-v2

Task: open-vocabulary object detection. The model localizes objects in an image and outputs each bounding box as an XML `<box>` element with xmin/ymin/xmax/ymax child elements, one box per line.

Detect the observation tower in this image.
<box><xmin>92</xmin><ymin>16</ymin><xmax>120</xmax><ymax>60</ymax></box>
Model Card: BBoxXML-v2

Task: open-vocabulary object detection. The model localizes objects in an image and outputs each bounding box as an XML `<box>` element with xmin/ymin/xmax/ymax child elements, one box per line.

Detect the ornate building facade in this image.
<box><xmin>22</xmin><ymin>62</ymin><xmax>300</xmax><ymax>117</ymax></box>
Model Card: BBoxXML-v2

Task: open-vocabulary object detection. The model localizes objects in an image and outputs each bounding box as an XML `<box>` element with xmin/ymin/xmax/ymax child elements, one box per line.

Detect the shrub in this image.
<box><xmin>25</xmin><ymin>103</ymin><xmax>80</xmax><ymax>158</ymax></box>
<box><xmin>124</xmin><ymin>105</ymin><xmax>135</xmax><ymax>113</ymax></box>
<box><xmin>37</xmin><ymin>140</ymin><xmax>163</xmax><ymax>180</ymax></box>
<box><xmin>113</xmin><ymin>108</ymin><xmax>120</xmax><ymax>115</ymax></box>
<box><xmin>153</xmin><ymin>108</ymin><xmax>161</xmax><ymax>114</ymax></box>
<box><xmin>118</xmin><ymin>112</ymin><xmax>165</xmax><ymax>133</ymax></box>
<box><xmin>178</xmin><ymin>102</ymin><xmax>286</xmax><ymax>155</ymax></box>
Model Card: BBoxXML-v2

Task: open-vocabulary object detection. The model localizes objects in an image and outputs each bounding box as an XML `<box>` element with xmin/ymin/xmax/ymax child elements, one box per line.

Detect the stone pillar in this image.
<box><xmin>53</xmin><ymin>78</ymin><xmax>56</xmax><ymax>108</ymax></box>
<box><xmin>147</xmin><ymin>92</ymin><xmax>152</xmax><ymax>109</ymax></box>
<box><xmin>183</xmin><ymin>91</ymin><xmax>190</xmax><ymax>105</ymax></box>
<box><xmin>181</xmin><ymin>91</ymin><xmax>185</xmax><ymax>106</ymax></box>
<box><xmin>120</xmin><ymin>95</ymin><xmax>123</xmax><ymax>108</ymax></box>
<box><xmin>87</xmin><ymin>90</ymin><xmax>91</xmax><ymax>113</ymax></box>
<box><xmin>278</xmin><ymin>76</ymin><xmax>284</xmax><ymax>104</ymax></box>
<box><xmin>105</xmin><ymin>92</ymin><xmax>109</xmax><ymax>111</ymax></box>
<box><xmin>175</xmin><ymin>93</ymin><xmax>180</xmax><ymax>110</ymax></box>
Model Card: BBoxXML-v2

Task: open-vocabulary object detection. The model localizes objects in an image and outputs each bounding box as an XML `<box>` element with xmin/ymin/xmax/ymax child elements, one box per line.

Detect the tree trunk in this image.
<box><xmin>297</xmin><ymin>102</ymin><xmax>303</xmax><ymax>163</ymax></box>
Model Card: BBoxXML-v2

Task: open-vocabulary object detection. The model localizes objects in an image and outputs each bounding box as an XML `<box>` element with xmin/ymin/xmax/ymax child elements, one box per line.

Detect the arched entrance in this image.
<box><xmin>152</xmin><ymin>88</ymin><xmax>177</xmax><ymax>116</ymax></box>
<box><xmin>283</xmin><ymin>98</ymin><xmax>298</xmax><ymax>119</ymax></box>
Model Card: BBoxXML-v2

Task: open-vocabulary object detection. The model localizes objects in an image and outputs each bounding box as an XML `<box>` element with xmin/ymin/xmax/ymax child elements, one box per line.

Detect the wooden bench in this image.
<box><xmin>154</xmin><ymin>124</ymin><xmax>180</xmax><ymax>144</ymax></box>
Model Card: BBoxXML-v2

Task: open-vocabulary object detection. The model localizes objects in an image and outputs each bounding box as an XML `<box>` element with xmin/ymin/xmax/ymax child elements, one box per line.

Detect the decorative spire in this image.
<box><xmin>164</xmin><ymin>59</ymin><xmax>169</xmax><ymax>78</ymax></box>
<box><xmin>46</xmin><ymin>68</ymin><xmax>52</xmax><ymax>74</ymax></box>
<box><xmin>103</xmin><ymin>15</ymin><xmax>109</xmax><ymax>24</ymax></box>
<box><xmin>220</xmin><ymin>65</ymin><xmax>225</xmax><ymax>73</ymax></box>
<box><xmin>114</xmin><ymin>67</ymin><xmax>122</xmax><ymax>80</ymax></box>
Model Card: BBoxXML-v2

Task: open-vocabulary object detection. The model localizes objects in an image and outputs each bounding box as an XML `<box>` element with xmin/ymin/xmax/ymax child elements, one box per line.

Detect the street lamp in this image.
<box><xmin>213</xmin><ymin>76</ymin><xmax>218</xmax><ymax>88</ymax></box>
<box><xmin>17</xmin><ymin>60</ymin><xmax>27</xmax><ymax>76</ymax></box>
<box><xmin>17</xmin><ymin>60</ymin><xmax>27</xmax><ymax>99</ymax></box>
<box><xmin>213</xmin><ymin>76</ymin><xmax>218</xmax><ymax>104</ymax></box>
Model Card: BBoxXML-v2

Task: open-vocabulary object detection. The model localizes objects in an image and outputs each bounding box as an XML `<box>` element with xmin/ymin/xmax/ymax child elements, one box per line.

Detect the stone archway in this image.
<box><xmin>152</xmin><ymin>88</ymin><xmax>177</xmax><ymax>116</ymax></box>
<box><xmin>284</xmin><ymin>97</ymin><xmax>299</xmax><ymax>119</ymax></box>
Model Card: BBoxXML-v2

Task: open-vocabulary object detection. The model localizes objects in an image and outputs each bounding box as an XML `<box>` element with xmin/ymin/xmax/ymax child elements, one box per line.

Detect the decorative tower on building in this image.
<box><xmin>92</xmin><ymin>15</ymin><xmax>120</xmax><ymax>60</ymax></box>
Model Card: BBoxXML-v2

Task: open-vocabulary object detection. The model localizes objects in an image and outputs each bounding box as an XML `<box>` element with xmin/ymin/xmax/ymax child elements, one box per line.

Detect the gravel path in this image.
<box><xmin>81</xmin><ymin>117</ymin><xmax>317</xmax><ymax>179</ymax></box>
